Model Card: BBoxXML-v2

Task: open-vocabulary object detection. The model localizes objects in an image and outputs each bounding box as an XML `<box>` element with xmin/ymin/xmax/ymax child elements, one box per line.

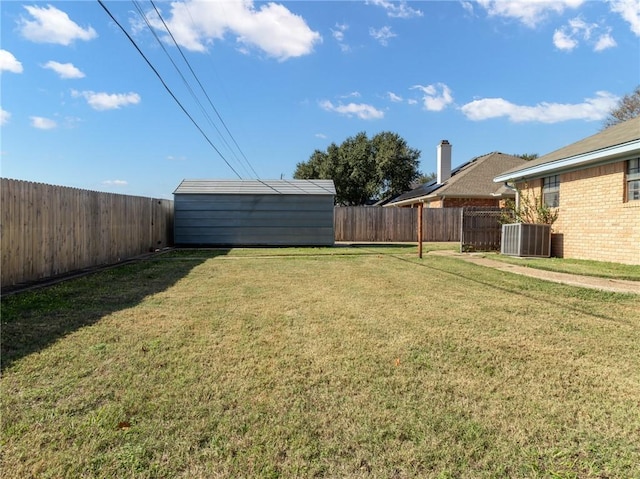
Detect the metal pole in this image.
<box><xmin>417</xmin><ymin>202</ymin><xmax>423</xmax><ymax>258</ymax></box>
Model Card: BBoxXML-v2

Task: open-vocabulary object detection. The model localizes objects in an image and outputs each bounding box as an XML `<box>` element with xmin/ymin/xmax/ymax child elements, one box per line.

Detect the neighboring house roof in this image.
<box><xmin>174</xmin><ymin>179</ymin><xmax>336</xmax><ymax>195</ymax></box>
<box><xmin>385</xmin><ymin>152</ymin><xmax>527</xmax><ymax>207</ymax></box>
<box><xmin>494</xmin><ymin>116</ymin><xmax>640</xmax><ymax>183</ymax></box>
<box><xmin>372</xmin><ymin>177</ymin><xmax>428</xmax><ymax>206</ymax></box>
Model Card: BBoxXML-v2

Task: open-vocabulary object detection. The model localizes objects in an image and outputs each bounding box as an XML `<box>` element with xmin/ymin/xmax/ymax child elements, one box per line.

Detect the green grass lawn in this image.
<box><xmin>2</xmin><ymin>245</ymin><xmax>639</xmax><ymax>478</ymax></box>
<box><xmin>485</xmin><ymin>253</ymin><xmax>640</xmax><ymax>281</ymax></box>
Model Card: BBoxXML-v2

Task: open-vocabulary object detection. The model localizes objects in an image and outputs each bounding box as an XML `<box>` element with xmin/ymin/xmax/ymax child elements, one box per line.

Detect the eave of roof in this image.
<box><xmin>494</xmin><ymin>138</ymin><xmax>640</xmax><ymax>183</ymax></box>
<box><xmin>383</xmin><ymin>180</ymin><xmax>439</xmax><ymax>206</ymax></box>
<box><xmin>494</xmin><ymin>117</ymin><xmax>640</xmax><ymax>183</ymax></box>
<box><xmin>384</xmin><ymin>194</ymin><xmax>428</xmax><ymax>207</ymax></box>
<box><xmin>385</xmin><ymin>191</ymin><xmax>516</xmax><ymax>207</ymax></box>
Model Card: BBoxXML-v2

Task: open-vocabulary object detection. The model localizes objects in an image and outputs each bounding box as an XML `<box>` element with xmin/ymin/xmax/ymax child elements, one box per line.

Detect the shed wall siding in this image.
<box><xmin>174</xmin><ymin>194</ymin><xmax>334</xmax><ymax>246</ymax></box>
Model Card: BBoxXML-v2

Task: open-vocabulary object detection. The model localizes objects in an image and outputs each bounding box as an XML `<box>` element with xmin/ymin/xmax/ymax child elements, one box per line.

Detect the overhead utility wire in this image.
<box><xmin>149</xmin><ymin>0</ymin><xmax>283</xmax><ymax>194</ymax></box>
<box><xmin>131</xmin><ymin>0</ymin><xmax>252</xmax><ymax>179</ymax></box>
<box><xmin>97</xmin><ymin>0</ymin><xmax>242</xmax><ymax>179</ymax></box>
<box><xmin>134</xmin><ymin>1</ymin><xmax>252</xmax><ymax>179</ymax></box>
<box><xmin>148</xmin><ymin>0</ymin><xmax>259</xmax><ymax>179</ymax></box>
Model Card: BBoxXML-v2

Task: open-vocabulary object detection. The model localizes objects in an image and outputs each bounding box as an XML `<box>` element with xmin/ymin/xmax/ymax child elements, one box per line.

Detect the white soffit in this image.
<box><xmin>494</xmin><ymin>139</ymin><xmax>640</xmax><ymax>183</ymax></box>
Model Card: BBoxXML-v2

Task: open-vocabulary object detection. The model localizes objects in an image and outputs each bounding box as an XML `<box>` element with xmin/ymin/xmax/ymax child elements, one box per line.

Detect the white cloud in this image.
<box><xmin>460</xmin><ymin>91</ymin><xmax>619</xmax><ymax>123</ymax></box>
<box><xmin>147</xmin><ymin>0</ymin><xmax>321</xmax><ymax>61</ymax></box>
<box><xmin>476</xmin><ymin>0</ymin><xmax>584</xmax><ymax>27</ymax></box>
<box><xmin>370</xmin><ymin>26</ymin><xmax>397</xmax><ymax>46</ymax></box>
<box><xmin>569</xmin><ymin>17</ymin><xmax>595</xmax><ymax>39</ymax></box>
<box><xmin>553</xmin><ymin>29</ymin><xmax>579</xmax><ymax>50</ymax></box>
<box><xmin>72</xmin><ymin>90</ymin><xmax>141</xmax><ymax>111</ymax></box>
<box><xmin>609</xmin><ymin>0</ymin><xmax>640</xmax><ymax>36</ymax></box>
<box><xmin>339</xmin><ymin>91</ymin><xmax>362</xmax><ymax>99</ymax></box>
<box><xmin>0</xmin><ymin>50</ymin><xmax>24</xmax><ymax>73</ymax></box>
<box><xmin>387</xmin><ymin>92</ymin><xmax>403</xmax><ymax>102</ymax></box>
<box><xmin>315</xmin><ymin>133</ymin><xmax>328</xmax><ymax>139</ymax></box>
<box><xmin>332</xmin><ymin>24</ymin><xmax>347</xmax><ymax>43</ymax></box>
<box><xmin>411</xmin><ymin>83</ymin><xmax>454</xmax><ymax>111</ymax></box>
<box><xmin>461</xmin><ymin>1</ymin><xmax>475</xmax><ymax>16</ymax></box>
<box><xmin>30</xmin><ymin>116</ymin><xmax>57</xmax><ymax>130</ymax></box>
<box><xmin>553</xmin><ymin>17</ymin><xmax>617</xmax><ymax>52</ymax></box>
<box><xmin>19</xmin><ymin>4</ymin><xmax>97</xmax><ymax>45</ymax></box>
<box><xmin>594</xmin><ymin>33</ymin><xmax>617</xmax><ymax>51</ymax></box>
<box><xmin>102</xmin><ymin>180</ymin><xmax>128</xmax><ymax>186</ymax></box>
<box><xmin>332</xmin><ymin>23</ymin><xmax>350</xmax><ymax>52</ymax></box>
<box><xmin>368</xmin><ymin>0</ymin><xmax>423</xmax><ymax>19</ymax></box>
<box><xmin>319</xmin><ymin>100</ymin><xmax>384</xmax><ymax>120</ymax></box>
<box><xmin>43</xmin><ymin>61</ymin><xmax>85</xmax><ymax>79</ymax></box>
<box><xmin>1</xmin><ymin>108</ymin><xmax>11</xmax><ymax>126</ymax></box>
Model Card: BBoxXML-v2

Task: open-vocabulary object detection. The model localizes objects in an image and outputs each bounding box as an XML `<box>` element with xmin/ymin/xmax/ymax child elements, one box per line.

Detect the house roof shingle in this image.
<box><xmin>386</xmin><ymin>152</ymin><xmax>527</xmax><ymax>206</ymax></box>
<box><xmin>495</xmin><ymin>116</ymin><xmax>640</xmax><ymax>181</ymax></box>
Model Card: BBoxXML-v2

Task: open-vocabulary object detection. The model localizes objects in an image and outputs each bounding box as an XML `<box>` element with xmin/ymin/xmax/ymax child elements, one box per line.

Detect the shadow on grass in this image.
<box><xmin>359</xmin><ymin>246</ymin><xmax>634</xmax><ymax>324</ymax></box>
<box><xmin>1</xmin><ymin>250</ymin><xmax>228</xmax><ymax>371</ymax></box>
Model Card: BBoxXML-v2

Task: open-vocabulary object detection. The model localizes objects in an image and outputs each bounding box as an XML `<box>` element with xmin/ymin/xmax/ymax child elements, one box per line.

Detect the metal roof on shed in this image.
<box><xmin>173</xmin><ymin>179</ymin><xmax>336</xmax><ymax>195</ymax></box>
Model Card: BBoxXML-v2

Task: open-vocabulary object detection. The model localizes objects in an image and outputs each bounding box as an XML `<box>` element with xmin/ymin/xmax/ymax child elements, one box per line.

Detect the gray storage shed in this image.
<box><xmin>173</xmin><ymin>179</ymin><xmax>336</xmax><ymax>246</ymax></box>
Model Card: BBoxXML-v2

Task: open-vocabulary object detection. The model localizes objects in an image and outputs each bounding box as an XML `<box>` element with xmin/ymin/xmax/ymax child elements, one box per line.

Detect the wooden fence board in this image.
<box><xmin>424</xmin><ymin>208</ymin><xmax>461</xmax><ymax>242</ymax></box>
<box><xmin>2</xmin><ymin>182</ymin><xmax>505</xmax><ymax>288</ymax></box>
<box><xmin>334</xmin><ymin>206</ymin><xmax>462</xmax><ymax>242</ymax></box>
<box><xmin>1</xmin><ymin>179</ymin><xmax>174</xmax><ymax>288</ymax></box>
<box><xmin>460</xmin><ymin>207</ymin><xmax>504</xmax><ymax>252</ymax></box>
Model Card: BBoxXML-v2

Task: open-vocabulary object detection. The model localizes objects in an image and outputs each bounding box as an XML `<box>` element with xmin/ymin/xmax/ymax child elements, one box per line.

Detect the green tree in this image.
<box><xmin>417</xmin><ymin>172</ymin><xmax>437</xmax><ymax>183</ymax></box>
<box><xmin>516</xmin><ymin>153</ymin><xmax>539</xmax><ymax>161</ymax></box>
<box><xmin>371</xmin><ymin>131</ymin><xmax>421</xmax><ymax>200</ymax></box>
<box><xmin>293</xmin><ymin>131</ymin><xmax>421</xmax><ymax>205</ymax></box>
<box><xmin>602</xmin><ymin>85</ymin><xmax>640</xmax><ymax>129</ymax></box>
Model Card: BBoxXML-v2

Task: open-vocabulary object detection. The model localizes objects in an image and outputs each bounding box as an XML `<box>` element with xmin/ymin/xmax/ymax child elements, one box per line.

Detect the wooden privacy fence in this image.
<box><xmin>423</xmin><ymin>207</ymin><xmax>461</xmax><ymax>242</ymax></box>
<box><xmin>334</xmin><ymin>206</ymin><xmax>415</xmax><ymax>242</ymax></box>
<box><xmin>1</xmin><ymin>179</ymin><xmax>174</xmax><ymax>288</ymax></box>
<box><xmin>334</xmin><ymin>206</ymin><xmax>462</xmax><ymax>242</ymax></box>
<box><xmin>335</xmin><ymin>206</ymin><xmax>504</xmax><ymax>248</ymax></box>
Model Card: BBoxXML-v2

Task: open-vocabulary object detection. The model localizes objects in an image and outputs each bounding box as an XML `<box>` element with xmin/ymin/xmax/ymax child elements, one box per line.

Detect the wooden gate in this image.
<box><xmin>460</xmin><ymin>207</ymin><xmax>504</xmax><ymax>252</ymax></box>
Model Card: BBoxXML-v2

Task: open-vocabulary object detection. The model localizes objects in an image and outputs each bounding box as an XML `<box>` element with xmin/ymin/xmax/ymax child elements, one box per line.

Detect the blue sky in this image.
<box><xmin>1</xmin><ymin>0</ymin><xmax>639</xmax><ymax>199</ymax></box>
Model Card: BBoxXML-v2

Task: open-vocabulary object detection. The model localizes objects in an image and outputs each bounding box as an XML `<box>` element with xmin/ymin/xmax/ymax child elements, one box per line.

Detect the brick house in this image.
<box><xmin>494</xmin><ymin>116</ymin><xmax>640</xmax><ymax>265</ymax></box>
<box><xmin>384</xmin><ymin>140</ymin><xmax>527</xmax><ymax>208</ymax></box>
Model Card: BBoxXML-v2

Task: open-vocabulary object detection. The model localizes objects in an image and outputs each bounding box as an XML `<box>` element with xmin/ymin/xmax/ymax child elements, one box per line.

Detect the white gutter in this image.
<box><xmin>384</xmin><ymin>195</ymin><xmax>431</xmax><ymax>207</ymax></box>
<box><xmin>493</xmin><ymin>139</ymin><xmax>640</xmax><ymax>183</ymax></box>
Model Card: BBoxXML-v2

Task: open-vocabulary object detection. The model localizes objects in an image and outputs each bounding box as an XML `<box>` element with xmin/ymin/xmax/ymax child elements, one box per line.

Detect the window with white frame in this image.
<box><xmin>627</xmin><ymin>158</ymin><xmax>640</xmax><ymax>201</ymax></box>
<box><xmin>542</xmin><ymin>175</ymin><xmax>560</xmax><ymax>207</ymax></box>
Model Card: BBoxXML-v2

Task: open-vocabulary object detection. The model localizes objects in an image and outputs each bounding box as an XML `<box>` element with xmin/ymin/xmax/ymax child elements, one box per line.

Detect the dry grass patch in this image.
<box><xmin>2</xmin><ymin>246</ymin><xmax>639</xmax><ymax>478</ymax></box>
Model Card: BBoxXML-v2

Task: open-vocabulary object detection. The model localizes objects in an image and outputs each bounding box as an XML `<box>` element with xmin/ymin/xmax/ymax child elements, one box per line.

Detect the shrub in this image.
<box><xmin>500</xmin><ymin>185</ymin><xmax>559</xmax><ymax>226</ymax></box>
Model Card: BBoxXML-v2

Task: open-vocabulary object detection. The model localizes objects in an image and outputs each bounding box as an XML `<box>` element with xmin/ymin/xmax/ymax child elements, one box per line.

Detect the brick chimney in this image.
<box><xmin>437</xmin><ymin>140</ymin><xmax>451</xmax><ymax>184</ymax></box>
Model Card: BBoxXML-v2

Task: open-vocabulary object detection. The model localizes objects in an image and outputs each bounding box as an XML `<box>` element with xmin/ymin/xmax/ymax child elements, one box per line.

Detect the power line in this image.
<box><xmin>133</xmin><ymin>0</ymin><xmax>253</xmax><ymax>179</ymax></box>
<box><xmin>97</xmin><ymin>0</ymin><xmax>242</xmax><ymax>179</ymax></box>
<box><xmin>148</xmin><ymin>0</ymin><xmax>259</xmax><ymax>179</ymax></box>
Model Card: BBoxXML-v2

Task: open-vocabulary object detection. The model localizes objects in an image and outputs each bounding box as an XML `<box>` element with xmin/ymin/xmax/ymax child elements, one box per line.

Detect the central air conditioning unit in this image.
<box><xmin>501</xmin><ymin>223</ymin><xmax>551</xmax><ymax>257</ymax></box>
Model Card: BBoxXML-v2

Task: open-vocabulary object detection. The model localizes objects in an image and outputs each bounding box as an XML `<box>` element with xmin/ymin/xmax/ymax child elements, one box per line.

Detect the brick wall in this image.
<box><xmin>444</xmin><ymin>197</ymin><xmax>501</xmax><ymax>208</ymax></box>
<box><xmin>519</xmin><ymin>161</ymin><xmax>640</xmax><ymax>265</ymax></box>
<box><xmin>426</xmin><ymin>197</ymin><xmax>501</xmax><ymax>208</ymax></box>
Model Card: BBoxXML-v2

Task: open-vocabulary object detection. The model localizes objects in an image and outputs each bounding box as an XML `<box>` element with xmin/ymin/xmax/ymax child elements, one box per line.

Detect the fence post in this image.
<box><xmin>417</xmin><ymin>203</ymin><xmax>423</xmax><ymax>258</ymax></box>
